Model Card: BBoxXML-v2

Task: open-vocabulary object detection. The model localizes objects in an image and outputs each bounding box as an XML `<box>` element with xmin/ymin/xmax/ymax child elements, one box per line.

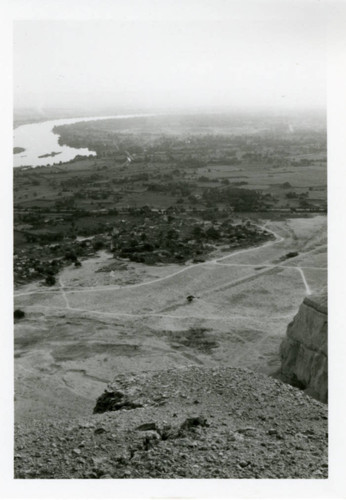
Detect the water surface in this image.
<box><xmin>13</xmin><ymin>114</ymin><xmax>152</xmax><ymax>168</ymax></box>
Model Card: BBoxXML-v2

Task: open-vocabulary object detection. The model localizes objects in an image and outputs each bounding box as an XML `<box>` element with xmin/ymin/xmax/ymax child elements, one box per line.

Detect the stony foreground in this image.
<box><xmin>14</xmin><ymin>366</ymin><xmax>328</xmax><ymax>479</ymax></box>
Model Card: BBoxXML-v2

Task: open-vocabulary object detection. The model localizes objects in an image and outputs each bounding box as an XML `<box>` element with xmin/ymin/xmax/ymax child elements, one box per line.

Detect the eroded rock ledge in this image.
<box><xmin>280</xmin><ymin>291</ymin><xmax>327</xmax><ymax>403</ymax></box>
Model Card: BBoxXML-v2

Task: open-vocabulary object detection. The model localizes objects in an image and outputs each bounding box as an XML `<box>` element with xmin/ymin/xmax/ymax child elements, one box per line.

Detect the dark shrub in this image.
<box><xmin>45</xmin><ymin>275</ymin><xmax>56</xmax><ymax>286</ymax></box>
<box><xmin>286</xmin><ymin>251</ymin><xmax>299</xmax><ymax>259</ymax></box>
<box><xmin>206</xmin><ymin>226</ymin><xmax>220</xmax><ymax>240</ymax></box>
<box><xmin>93</xmin><ymin>240</ymin><xmax>104</xmax><ymax>251</ymax></box>
<box><xmin>14</xmin><ymin>309</ymin><xmax>25</xmax><ymax>320</ymax></box>
<box><xmin>64</xmin><ymin>250</ymin><xmax>77</xmax><ymax>262</ymax></box>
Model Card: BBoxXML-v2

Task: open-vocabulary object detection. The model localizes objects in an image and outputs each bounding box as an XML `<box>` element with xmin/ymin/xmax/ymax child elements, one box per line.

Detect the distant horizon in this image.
<box><xmin>14</xmin><ymin>103</ymin><xmax>327</xmax><ymax>119</ymax></box>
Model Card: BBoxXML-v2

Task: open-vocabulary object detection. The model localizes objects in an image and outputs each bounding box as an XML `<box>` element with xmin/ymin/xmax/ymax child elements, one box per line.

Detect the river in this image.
<box><xmin>13</xmin><ymin>114</ymin><xmax>153</xmax><ymax>168</ymax></box>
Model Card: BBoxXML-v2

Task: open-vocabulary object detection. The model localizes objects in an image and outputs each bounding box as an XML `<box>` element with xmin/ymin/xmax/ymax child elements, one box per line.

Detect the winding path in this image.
<box><xmin>14</xmin><ymin>223</ymin><xmax>318</xmax><ymax>315</ymax></box>
<box><xmin>14</xmin><ymin>224</ymin><xmax>281</xmax><ymax>297</ymax></box>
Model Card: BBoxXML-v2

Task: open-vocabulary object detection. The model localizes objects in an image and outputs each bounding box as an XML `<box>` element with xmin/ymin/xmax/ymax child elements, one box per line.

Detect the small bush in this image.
<box><xmin>93</xmin><ymin>240</ymin><xmax>104</xmax><ymax>251</ymax></box>
<box><xmin>286</xmin><ymin>251</ymin><xmax>299</xmax><ymax>259</ymax></box>
<box><xmin>14</xmin><ymin>309</ymin><xmax>25</xmax><ymax>320</ymax></box>
<box><xmin>64</xmin><ymin>250</ymin><xmax>77</xmax><ymax>262</ymax></box>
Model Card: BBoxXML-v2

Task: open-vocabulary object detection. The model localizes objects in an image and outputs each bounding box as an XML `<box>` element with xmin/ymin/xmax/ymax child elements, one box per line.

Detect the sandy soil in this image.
<box><xmin>14</xmin><ymin>216</ymin><xmax>327</xmax><ymax>422</ymax></box>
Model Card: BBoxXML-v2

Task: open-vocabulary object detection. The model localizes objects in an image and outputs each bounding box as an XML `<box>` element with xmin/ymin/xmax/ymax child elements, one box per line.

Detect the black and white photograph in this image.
<box><xmin>1</xmin><ymin>0</ymin><xmax>346</xmax><ymax>497</ymax></box>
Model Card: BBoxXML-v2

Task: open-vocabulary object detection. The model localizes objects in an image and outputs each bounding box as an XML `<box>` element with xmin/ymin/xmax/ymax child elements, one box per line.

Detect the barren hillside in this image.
<box><xmin>15</xmin><ymin>366</ymin><xmax>327</xmax><ymax>479</ymax></box>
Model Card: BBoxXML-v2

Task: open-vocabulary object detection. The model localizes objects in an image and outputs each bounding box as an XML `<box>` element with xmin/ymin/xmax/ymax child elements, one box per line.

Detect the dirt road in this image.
<box><xmin>14</xmin><ymin>216</ymin><xmax>327</xmax><ymax>420</ymax></box>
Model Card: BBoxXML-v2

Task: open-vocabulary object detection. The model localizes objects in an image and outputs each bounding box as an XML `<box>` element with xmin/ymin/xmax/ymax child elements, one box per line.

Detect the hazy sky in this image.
<box><xmin>14</xmin><ymin>1</ymin><xmax>326</xmax><ymax>113</ymax></box>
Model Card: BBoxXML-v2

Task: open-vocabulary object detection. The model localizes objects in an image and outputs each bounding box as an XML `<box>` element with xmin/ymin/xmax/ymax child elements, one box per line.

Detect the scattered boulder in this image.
<box><xmin>136</xmin><ymin>423</ymin><xmax>159</xmax><ymax>432</ymax></box>
<box><xmin>93</xmin><ymin>389</ymin><xmax>143</xmax><ymax>414</ymax></box>
<box><xmin>180</xmin><ymin>416</ymin><xmax>209</xmax><ymax>431</ymax></box>
<box><xmin>94</xmin><ymin>427</ymin><xmax>107</xmax><ymax>435</ymax></box>
<box><xmin>142</xmin><ymin>431</ymin><xmax>161</xmax><ymax>450</ymax></box>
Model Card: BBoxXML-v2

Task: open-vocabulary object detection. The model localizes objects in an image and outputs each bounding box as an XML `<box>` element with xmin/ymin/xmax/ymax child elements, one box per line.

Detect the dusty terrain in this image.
<box><xmin>14</xmin><ymin>366</ymin><xmax>328</xmax><ymax>479</ymax></box>
<box><xmin>14</xmin><ymin>215</ymin><xmax>327</xmax><ymax>478</ymax></box>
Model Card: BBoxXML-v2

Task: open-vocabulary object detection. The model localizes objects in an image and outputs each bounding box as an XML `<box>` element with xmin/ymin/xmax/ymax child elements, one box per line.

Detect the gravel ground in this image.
<box><xmin>15</xmin><ymin>366</ymin><xmax>328</xmax><ymax>479</ymax></box>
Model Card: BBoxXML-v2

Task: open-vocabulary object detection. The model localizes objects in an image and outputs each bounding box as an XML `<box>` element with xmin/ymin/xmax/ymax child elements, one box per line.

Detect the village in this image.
<box><xmin>13</xmin><ymin>115</ymin><xmax>326</xmax><ymax>286</ymax></box>
<box><xmin>13</xmin><ymin>205</ymin><xmax>273</xmax><ymax>285</ymax></box>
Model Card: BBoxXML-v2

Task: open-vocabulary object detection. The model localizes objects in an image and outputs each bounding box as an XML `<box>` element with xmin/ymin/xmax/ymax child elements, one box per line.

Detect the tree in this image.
<box><xmin>93</xmin><ymin>239</ymin><xmax>104</xmax><ymax>251</ymax></box>
<box><xmin>206</xmin><ymin>226</ymin><xmax>220</xmax><ymax>240</ymax></box>
<box><xmin>192</xmin><ymin>225</ymin><xmax>204</xmax><ymax>239</ymax></box>
<box><xmin>167</xmin><ymin>229</ymin><xmax>178</xmax><ymax>240</ymax></box>
<box><xmin>65</xmin><ymin>250</ymin><xmax>77</xmax><ymax>262</ymax></box>
<box><xmin>45</xmin><ymin>275</ymin><xmax>56</xmax><ymax>286</ymax></box>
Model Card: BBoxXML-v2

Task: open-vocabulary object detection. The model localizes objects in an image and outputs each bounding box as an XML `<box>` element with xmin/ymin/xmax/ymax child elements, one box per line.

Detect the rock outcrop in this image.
<box><xmin>14</xmin><ymin>366</ymin><xmax>328</xmax><ymax>479</ymax></box>
<box><xmin>280</xmin><ymin>291</ymin><xmax>327</xmax><ymax>403</ymax></box>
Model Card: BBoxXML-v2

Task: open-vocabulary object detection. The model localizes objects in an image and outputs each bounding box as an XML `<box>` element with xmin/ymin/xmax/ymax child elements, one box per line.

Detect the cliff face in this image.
<box><xmin>280</xmin><ymin>292</ymin><xmax>327</xmax><ymax>403</ymax></box>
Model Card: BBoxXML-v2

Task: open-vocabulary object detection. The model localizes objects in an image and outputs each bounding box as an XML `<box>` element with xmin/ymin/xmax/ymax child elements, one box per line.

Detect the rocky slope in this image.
<box><xmin>280</xmin><ymin>291</ymin><xmax>328</xmax><ymax>403</ymax></box>
<box><xmin>15</xmin><ymin>366</ymin><xmax>328</xmax><ymax>479</ymax></box>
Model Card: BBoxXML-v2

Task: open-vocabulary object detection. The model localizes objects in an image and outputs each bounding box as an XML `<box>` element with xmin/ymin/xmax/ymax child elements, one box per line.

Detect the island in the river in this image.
<box><xmin>13</xmin><ymin>147</ymin><xmax>25</xmax><ymax>155</ymax></box>
<box><xmin>38</xmin><ymin>151</ymin><xmax>62</xmax><ymax>159</ymax></box>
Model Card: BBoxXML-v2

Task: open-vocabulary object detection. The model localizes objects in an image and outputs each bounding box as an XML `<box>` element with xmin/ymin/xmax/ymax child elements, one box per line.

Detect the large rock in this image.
<box><xmin>280</xmin><ymin>291</ymin><xmax>327</xmax><ymax>403</ymax></box>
